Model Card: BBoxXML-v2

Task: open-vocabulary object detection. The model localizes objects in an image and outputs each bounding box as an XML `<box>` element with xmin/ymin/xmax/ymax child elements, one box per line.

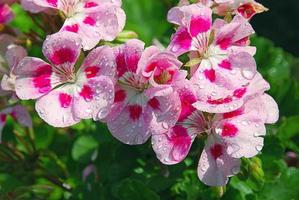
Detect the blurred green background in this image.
<box><xmin>0</xmin><ymin>0</ymin><xmax>299</xmax><ymax>199</ymax></box>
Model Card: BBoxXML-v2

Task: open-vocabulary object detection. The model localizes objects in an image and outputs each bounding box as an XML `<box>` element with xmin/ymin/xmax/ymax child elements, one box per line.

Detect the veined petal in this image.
<box><xmin>73</xmin><ymin>76</ymin><xmax>114</xmax><ymax>120</ymax></box>
<box><xmin>152</xmin><ymin>125</ymin><xmax>195</xmax><ymax>165</ymax></box>
<box><xmin>35</xmin><ymin>84</ymin><xmax>80</xmax><ymax>127</ymax></box>
<box><xmin>43</xmin><ymin>32</ymin><xmax>81</xmax><ymax>69</ymax></box>
<box><xmin>113</xmin><ymin>39</ymin><xmax>144</xmax><ymax>77</ymax></box>
<box><xmin>14</xmin><ymin>57</ymin><xmax>60</xmax><ymax>100</ymax></box>
<box><xmin>79</xmin><ymin>45</ymin><xmax>116</xmax><ymax>81</ymax></box>
<box><xmin>198</xmin><ymin>135</ymin><xmax>240</xmax><ymax>186</ymax></box>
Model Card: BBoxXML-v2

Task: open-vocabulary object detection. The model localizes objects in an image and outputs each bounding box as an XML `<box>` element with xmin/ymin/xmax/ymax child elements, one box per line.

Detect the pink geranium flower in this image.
<box><xmin>15</xmin><ymin>32</ymin><xmax>116</xmax><ymax>127</ymax></box>
<box><xmin>152</xmin><ymin>75</ymin><xmax>279</xmax><ymax>186</ymax></box>
<box><xmin>105</xmin><ymin>39</ymin><xmax>184</xmax><ymax>145</ymax></box>
<box><xmin>30</xmin><ymin>0</ymin><xmax>126</xmax><ymax>50</ymax></box>
<box><xmin>168</xmin><ymin>4</ymin><xmax>259</xmax><ymax>113</ymax></box>
<box><xmin>0</xmin><ymin>3</ymin><xmax>14</xmax><ymax>24</ymax></box>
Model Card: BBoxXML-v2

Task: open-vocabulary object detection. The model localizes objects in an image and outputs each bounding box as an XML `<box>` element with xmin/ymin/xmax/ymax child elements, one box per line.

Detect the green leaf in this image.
<box><xmin>113</xmin><ymin>179</ymin><xmax>160</xmax><ymax>200</ymax></box>
<box><xmin>258</xmin><ymin>168</ymin><xmax>299</xmax><ymax>200</ymax></box>
<box><xmin>71</xmin><ymin>135</ymin><xmax>99</xmax><ymax>162</ymax></box>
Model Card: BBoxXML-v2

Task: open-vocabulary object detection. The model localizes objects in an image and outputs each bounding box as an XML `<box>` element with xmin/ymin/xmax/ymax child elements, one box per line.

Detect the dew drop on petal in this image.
<box><xmin>255</xmin><ymin>145</ymin><xmax>263</xmax><ymax>152</ymax></box>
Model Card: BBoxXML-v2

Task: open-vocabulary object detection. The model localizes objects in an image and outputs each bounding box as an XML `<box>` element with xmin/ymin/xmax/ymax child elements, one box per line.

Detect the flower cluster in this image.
<box><xmin>0</xmin><ymin>0</ymin><xmax>278</xmax><ymax>186</ymax></box>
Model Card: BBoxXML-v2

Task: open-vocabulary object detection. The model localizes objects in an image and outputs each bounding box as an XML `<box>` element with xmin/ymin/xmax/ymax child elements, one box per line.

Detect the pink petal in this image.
<box><xmin>11</xmin><ymin>105</ymin><xmax>32</xmax><ymax>127</ymax></box>
<box><xmin>35</xmin><ymin>85</ymin><xmax>80</xmax><ymax>127</ymax></box>
<box><xmin>152</xmin><ymin>125</ymin><xmax>194</xmax><ymax>165</ymax></box>
<box><xmin>21</xmin><ymin>0</ymin><xmax>46</xmax><ymax>13</ymax></box>
<box><xmin>73</xmin><ymin>76</ymin><xmax>115</xmax><ymax>120</ymax></box>
<box><xmin>260</xmin><ymin>94</ymin><xmax>279</xmax><ymax>124</ymax></box>
<box><xmin>31</xmin><ymin>0</ymin><xmax>59</xmax><ymax>9</ymax></box>
<box><xmin>79</xmin><ymin>45</ymin><xmax>116</xmax><ymax>80</ymax></box>
<box><xmin>107</xmin><ymin>102</ymin><xmax>153</xmax><ymax>145</ymax></box>
<box><xmin>5</xmin><ymin>45</ymin><xmax>27</xmax><ymax>73</ymax></box>
<box><xmin>189</xmin><ymin>15</ymin><xmax>211</xmax><ymax>37</ymax></box>
<box><xmin>14</xmin><ymin>57</ymin><xmax>59</xmax><ymax>100</ymax></box>
<box><xmin>168</xmin><ymin>27</ymin><xmax>193</xmax><ymax>56</ymax></box>
<box><xmin>148</xmin><ymin>91</ymin><xmax>181</xmax><ymax>129</ymax></box>
<box><xmin>197</xmin><ymin>136</ymin><xmax>240</xmax><ymax>186</ymax></box>
<box><xmin>61</xmin><ymin>5</ymin><xmax>125</xmax><ymax>50</ymax></box>
<box><xmin>43</xmin><ymin>32</ymin><xmax>81</xmax><ymax>68</ymax></box>
<box><xmin>113</xmin><ymin>39</ymin><xmax>144</xmax><ymax>78</ymax></box>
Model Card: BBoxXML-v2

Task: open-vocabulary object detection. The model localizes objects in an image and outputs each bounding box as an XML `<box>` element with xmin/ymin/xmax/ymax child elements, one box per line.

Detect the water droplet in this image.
<box><xmin>162</xmin><ymin>122</ymin><xmax>169</xmax><ymax>130</ymax></box>
<box><xmin>231</xmin><ymin>166</ymin><xmax>239</xmax><ymax>174</ymax></box>
<box><xmin>255</xmin><ymin>145</ymin><xmax>263</xmax><ymax>152</ymax></box>
<box><xmin>97</xmin><ymin>108</ymin><xmax>108</xmax><ymax>119</ymax></box>
<box><xmin>242</xmin><ymin>69</ymin><xmax>255</xmax><ymax>80</ymax></box>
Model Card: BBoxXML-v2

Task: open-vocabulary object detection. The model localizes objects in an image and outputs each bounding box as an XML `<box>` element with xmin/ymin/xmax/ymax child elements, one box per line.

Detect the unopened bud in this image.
<box><xmin>249</xmin><ymin>157</ymin><xmax>264</xmax><ymax>183</ymax></box>
<box><xmin>116</xmin><ymin>30</ymin><xmax>138</xmax><ymax>42</ymax></box>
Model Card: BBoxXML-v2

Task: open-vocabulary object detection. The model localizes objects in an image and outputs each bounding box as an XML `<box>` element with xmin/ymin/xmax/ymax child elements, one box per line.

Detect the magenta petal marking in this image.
<box><xmin>79</xmin><ymin>85</ymin><xmax>94</xmax><ymax>101</ymax></box>
<box><xmin>47</xmin><ymin>0</ymin><xmax>57</xmax><ymax>7</ymax></box>
<box><xmin>171</xmin><ymin>28</ymin><xmax>192</xmax><ymax>52</ymax></box>
<box><xmin>128</xmin><ymin>105</ymin><xmax>142</xmax><ymax>121</ymax></box>
<box><xmin>204</xmin><ymin>68</ymin><xmax>216</xmax><ymax>82</ymax></box>
<box><xmin>114</xmin><ymin>90</ymin><xmax>126</xmax><ymax>103</ymax></box>
<box><xmin>59</xmin><ymin>93</ymin><xmax>72</xmax><ymax>108</ymax></box>
<box><xmin>218</xmin><ymin>59</ymin><xmax>232</xmax><ymax>70</ymax></box>
<box><xmin>84</xmin><ymin>2</ymin><xmax>98</xmax><ymax>8</ymax></box>
<box><xmin>85</xmin><ymin>66</ymin><xmax>100</xmax><ymax>79</ymax></box>
<box><xmin>179</xmin><ymin>90</ymin><xmax>196</xmax><ymax>121</ymax></box>
<box><xmin>221</xmin><ymin>123</ymin><xmax>238</xmax><ymax>137</ymax></box>
<box><xmin>33</xmin><ymin>64</ymin><xmax>52</xmax><ymax>94</ymax></box>
<box><xmin>217</xmin><ymin>38</ymin><xmax>232</xmax><ymax>50</ymax></box>
<box><xmin>148</xmin><ymin>97</ymin><xmax>160</xmax><ymax>110</ymax></box>
<box><xmin>170</xmin><ymin>126</ymin><xmax>191</xmax><ymax>161</ymax></box>
<box><xmin>190</xmin><ymin>16</ymin><xmax>211</xmax><ymax>37</ymax></box>
<box><xmin>50</xmin><ymin>48</ymin><xmax>77</xmax><ymax>65</ymax></box>
<box><xmin>65</xmin><ymin>24</ymin><xmax>79</xmax><ymax>33</ymax></box>
<box><xmin>210</xmin><ymin>144</ymin><xmax>223</xmax><ymax>160</ymax></box>
<box><xmin>223</xmin><ymin>108</ymin><xmax>244</xmax><ymax>119</ymax></box>
<box><xmin>83</xmin><ymin>16</ymin><xmax>96</xmax><ymax>26</ymax></box>
<box><xmin>233</xmin><ymin>87</ymin><xmax>247</xmax><ymax>98</ymax></box>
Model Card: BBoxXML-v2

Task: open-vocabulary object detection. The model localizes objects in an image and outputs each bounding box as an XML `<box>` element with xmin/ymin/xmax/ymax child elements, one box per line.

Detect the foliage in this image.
<box><xmin>0</xmin><ymin>0</ymin><xmax>298</xmax><ymax>199</ymax></box>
